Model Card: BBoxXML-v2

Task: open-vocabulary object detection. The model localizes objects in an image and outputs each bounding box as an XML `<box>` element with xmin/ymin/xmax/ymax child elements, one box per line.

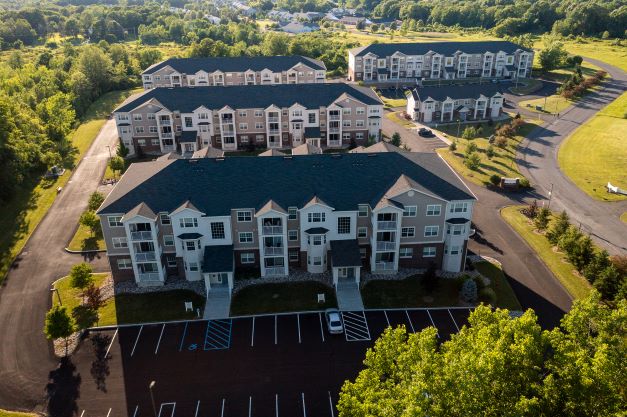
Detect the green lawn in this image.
<box><xmin>621</xmin><ymin>212</ymin><xmax>627</xmax><ymax>224</ymax></box>
<box><xmin>537</xmin><ymin>39</ymin><xmax>627</xmax><ymax>73</ymax></box>
<box><xmin>67</xmin><ymin>223</ymin><xmax>105</xmax><ymax>252</ymax></box>
<box><xmin>362</xmin><ymin>274</ymin><xmax>460</xmax><ymax>308</ymax></box>
<box><xmin>230</xmin><ymin>282</ymin><xmax>337</xmax><ymax>316</ymax></box>
<box><xmin>473</xmin><ymin>261</ymin><xmax>522</xmax><ymax>310</ymax></box>
<box><xmin>0</xmin><ymin>88</ymin><xmax>139</xmax><ymax>284</ymax></box>
<box><xmin>519</xmin><ymin>95</ymin><xmax>573</xmax><ymax>115</ymax></box>
<box><xmin>436</xmin><ymin>118</ymin><xmax>542</xmax><ymax>186</ymax></box>
<box><xmin>500</xmin><ymin>206</ymin><xmax>592</xmax><ymax>300</ymax></box>
<box><xmin>558</xmin><ymin>91</ymin><xmax>627</xmax><ymax>201</ymax></box>
<box><xmin>509</xmin><ymin>78</ymin><xmax>543</xmax><ymax>95</ymax></box>
<box><xmin>53</xmin><ymin>273</ymin><xmax>205</xmax><ymax>326</ymax></box>
<box><xmin>385</xmin><ymin>111</ymin><xmax>415</xmax><ymax>128</ymax></box>
<box><xmin>0</xmin><ymin>410</ymin><xmax>37</xmax><ymax>417</ymax></box>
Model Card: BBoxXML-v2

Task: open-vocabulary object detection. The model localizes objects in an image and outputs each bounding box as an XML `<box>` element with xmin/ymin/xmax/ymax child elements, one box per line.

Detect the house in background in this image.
<box><xmin>406</xmin><ymin>84</ymin><xmax>506</xmax><ymax>123</ymax></box>
<box><xmin>280</xmin><ymin>21</ymin><xmax>319</xmax><ymax>34</ymax></box>
<box><xmin>97</xmin><ymin>147</ymin><xmax>476</xmax><ymax>296</ymax></box>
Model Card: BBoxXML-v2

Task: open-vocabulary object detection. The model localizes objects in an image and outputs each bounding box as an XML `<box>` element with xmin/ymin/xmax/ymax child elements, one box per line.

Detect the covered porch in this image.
<box><xmin>329</xmin><ymin>239</ymin><xmax>362</xmax><ymax>287</ymax></box>
<box><xmin>202</xmin><ymin>245</ymin><xmax>235</xmax><ymax>297</ymax></box>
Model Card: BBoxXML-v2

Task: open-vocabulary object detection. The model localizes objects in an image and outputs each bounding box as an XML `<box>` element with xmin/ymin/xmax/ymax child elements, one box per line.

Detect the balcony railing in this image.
<box><xmin>135</xmin><ymin>252</ymin><xmax>156</xmax><ymax>262</ymax></box>
<box><xmin>160</xmin><ymin>132</ymin><xmax>173</xmax><ymax>139</ymax></box>
<box><xmin>328</xmin><ymin>127</ymin><xmax>340</xmax><ymax>133</ymax></box>
<box><xmin>267</xmin><ymin>116</ymin><xmax>279</xmax><ymax>122</ymax></box>
<box><xmin>131</xmin><ymin>231</ymin><xmax>153</xmax><ymax>241</ymax></box>
<box><xmin>328</xmin><ymin>115</ymin><xmax>341</xmax><ymax>121</ymax></box>
<box><xmin>328</xmin><ymin>140</ymin><xmax>341</xmax><ymax>147</ymax></box>
<box><xmin>377</xmin><ymin>221</ymin><xmax>397</xmax><ymax>230</ymax></box>
<box><xmin>374</xmin><ymin>262</ymin><xmax>395</xmax><ymax>271</ymax></box>
<box><xmin>138</xmin><ymin>272</ymin><xmax>161</xmax><ymax>282</ymax></box>
<box><xmin>265</xmin><ymin>266</ymin><xmax>286</xmax><ymax>276</ymax></box>
<box><xmin>268</xmin><ymin>128</ymin><xmax>280</xmax><ymax>134</ymax></box>
<box><xmin>262</xmin><ymin>226</ymin><xmax>283</xmax><ymax>235</ymax></box>
<box><xmin>264</xmin><ymin>246</ymin><xmax>284</xmax><ymax>255</ymax></box>
<box><xmin>376</xmin><ymin>241</ymin><xmax>396</xmax><ymax>251</ymax></box>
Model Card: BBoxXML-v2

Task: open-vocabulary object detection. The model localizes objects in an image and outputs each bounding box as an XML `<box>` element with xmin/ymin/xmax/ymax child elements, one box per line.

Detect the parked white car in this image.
<box><xmin>325</xmin><ymin>308</ymin><xmax>344</xmax><ymax>334</ymax></box>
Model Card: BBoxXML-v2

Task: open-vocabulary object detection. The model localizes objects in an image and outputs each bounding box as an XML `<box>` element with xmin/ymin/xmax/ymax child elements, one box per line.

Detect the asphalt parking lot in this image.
<box><xmin>70</xmin><ymin>308</ymin><xmax>474</xmax><ymax>417</ymax></box>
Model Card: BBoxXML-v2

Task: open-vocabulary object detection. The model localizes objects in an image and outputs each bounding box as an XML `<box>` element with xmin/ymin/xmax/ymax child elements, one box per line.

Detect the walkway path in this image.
<box><xmin>336</xmin><ymin>282</ymin><xmax>365</xmax><ymax>311</ymax></box>
<box><xmin>203</xmin><ymin>287</ymin><xmax>231</xmax><ymax>319</ymax></box>
<box><xmin>517</xmin><ymin>57</ymin><xmax>627</xmax><ymax>255</ymax></box>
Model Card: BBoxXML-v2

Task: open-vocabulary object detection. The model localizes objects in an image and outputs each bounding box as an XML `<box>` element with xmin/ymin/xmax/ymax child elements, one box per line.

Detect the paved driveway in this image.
<box><xmin>517</xmin><ymin>58</ymin><xmax>627</xmax><ymax>254</ymax></box>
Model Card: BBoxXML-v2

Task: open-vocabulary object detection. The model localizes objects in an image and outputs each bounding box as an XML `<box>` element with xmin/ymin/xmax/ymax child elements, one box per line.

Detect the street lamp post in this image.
<box><xmin>50</xmin><ymin>288</ymin><xmax>62</xmax><ymax>306</ymax></box>
<box><xmin>106</xmin><ymin>145</ymin><xmax>112</xmax><ymax>159</ymax></box>
<box><xmin>149</xmin><ymin>381</ymin><xmax>157</xmax><ymax>417</ymax></box>
<box><xmin>547</xmin><ymin>183</ymin><xmax>554</xmax><ymax>210</ymax></box>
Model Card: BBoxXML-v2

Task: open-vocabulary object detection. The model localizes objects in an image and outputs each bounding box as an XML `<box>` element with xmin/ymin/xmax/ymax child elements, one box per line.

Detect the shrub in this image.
<box><xmin>460</xmin><ymin>278</ymin><xmax>478</xmax><ymax>303</ymax></box>
<box><xmin>70</xmin><ymin>262</ymin><xmax>94</xmax><ymax>295</ymax></box>
<box><xmin>534</xmin><ymin>208</ymin><xmax>551</xmax><ymax>231</ymax></box>
<box><xmin>464</xmin><ymin>152</ymin><xmax>481</xmax><ymax>171</ymax></box>
<box><xmin>478</xmin><ymin>287</ymin><xmax>497</xmax><ymax>305</ymax></box>
<box><xmin>583</xmin><ymin>250</ymin><xmax>612</xmax><ymax>284</ymax></box>
<box><xmin>449</xmin><ymin>141</ymin><xmax>457</xmax><ymax>151</ymax></box>
<box><xmin>495</xmin><ymin>136</ymin><xmax>508</xmax><ymax>148</ymax></box>
<box><xmin>522</xmin><ymin>200</ymin><xmax>538</xmax><ymax>218</ymax></box>
<box><xmin>465</xmin><ymin>142</ymin><xmax>478</xmax><ymax>154</ymax></box>
<box><xmin>88</xmin><ymin>192</ymin><xmax>105</xmax><ymax>212</ymax></box>
<box><xmin>486</xmin><ymin>145</ymin><xmax>495</xmax><ymax>159</ymax></box>
<box><xmin>594</xmin><ymin>265</ymin><xmax>622</xmax><ymax>301</ymax></box>
<box><xmin>558</xmin><ymin>226</ymin><xmax>583</xmax><ymax>257</ymax></box>
<box><xmin>547</xmin><ymin>210</ymin><xmax>570</xmax><ymax>245</ymax></box>
<box><xmin>519</xmin><ymin>178</ymin><xmax>530</xmax><ymax>188</ymax></box>
<box><xmin>489</xmin><ymin>174</ymin><xmax>501</xmax><ymax>187</ymax></box>
<box><xmin>391</xmin><ymin>132</ymin><xmax>401</xmax><ymax>147</ymax></box>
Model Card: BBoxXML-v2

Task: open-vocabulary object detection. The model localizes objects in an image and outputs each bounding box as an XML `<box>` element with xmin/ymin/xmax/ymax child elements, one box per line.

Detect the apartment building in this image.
<box><xmin>114</xmin><ymin>83</ymin><xmax>383</xmax><ymax>157</ymax></box>
<box><xmin>406</xmin><ymin>84</ymin><xmax>505</xmax><ymax>123</ymax></box>
<box><xmin>97</xmin><ymin>146</ymin><xmax>476</xmax><ymax>295</ymax></box>
<box><xmin>141</xmin><ymin>55</ymin><xmax>326</xmax><ymax>89</ymax></box>
<box><xmin>348</xmin><ymin>41</ymin><xmax>533</xmax><ymax>83</ymax></box>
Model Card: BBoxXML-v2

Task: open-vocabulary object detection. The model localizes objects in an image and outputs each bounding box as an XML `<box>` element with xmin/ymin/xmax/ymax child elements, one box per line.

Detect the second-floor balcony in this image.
<box><xmin>160</xmin><ymin>132</ymin><xmax>173</xmax><ymax>139</ymax></box>
<box><xmin>328</xmin><ymin>140</ymin><xmax>341</xmax><ymax>147</ymax></box>
<box><xmin>268</xmin><ymin>128</ymin><xmax>280</xmax><ymax>134</ymax></box>
<box><xmin>377</xmin><ymin>221</ymin><xmax>397</xmax><ymax>231</ymax></box>
<box><xmin>131</xmin><ymin>231</ymin><xmax>153</xmax><ymax>241</ymax></box>
<box><xmin>262</xmin><ymin>225</ymin><xmax>283</xmax><ymax>235</ymax></box>
<box><xmin>135</xmin><ymin>251</ymin><xmax>157</xmax><ymax>262</ymax></box>
<box><xmin>265</xmin><ymin>266</ymin><xmax>286</xmax><ymax>276</ymax></box>
<box><xmin>376</xmin><ymin>241</ymin><xmax>396</xmax><ymax>251</ymax></box>
<box><xmin>328</xmin><ymin>114</ymin><xmax>341</xmax><ymax>121</ymax></box>
<box><xmin>264</xmin><ymin>246</ymin><xmax>284</xmax><ymax>256</ymax></box>
<box><xmin>267</xmin><ymin>116</ymin><xmax>279</xmax><ymax>123</ymax></box>
<box><xmin>138</xmin><ymin>272</ymin><xmax>161</xmax><ymax>282</ymax></box>
<box><xmin>374</xmin><ymin>262</ymin><xmax>395</xmax><ymax>272</ymax></box>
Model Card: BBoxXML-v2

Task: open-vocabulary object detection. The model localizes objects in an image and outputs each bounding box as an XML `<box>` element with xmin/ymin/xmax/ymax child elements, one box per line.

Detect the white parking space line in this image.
<box><xmin>275</xmin><ymin>315</ymin><xmax>278</xmax><ymax>345</ymax></box>
<box><xmin>251</xmin><ymin>317</ymin><xmax>255</xmax><ymax>347</ymax></box>
<box><xmin>249</xmin><ymin>396</ymin><xmax>252</xmax><ymax>417</ymax></box>
<box><xmin>105</xmin><ymin>329</ymin><xmax>118</xmax><ymax>358</ymax></box>
<box><xmin>106</xmin><ymin>408</ymin><xmax>112</xmax><ymax>417</ymax></box>
<box><xmin>155</xmin><ymin>323</ymin><xmax>165</xmax><ymax>354</ymax></box>
<box><xmin>297</xmin><ymin>314</ymin><xmax>302</xmax><ymax>343</ymax></box>
<box><xmin>221</xmin><ymin>399</ymin><xmax>226</xmax><ymax>417</ymax></box>
<box><xmin>426</xmin><ymin>310</ymin><xmax>440</xmax><ymax>338</ymax></box>
<box><xmin>194</xmin><ymin>400</ymin><xmax>200</xmax><ymax>417</ymax></box>
<box><xmin>318</xmin><ymin>313</ymin><xmax>325</xmax><ymax>342</ymax></box>
<box><xmin>342</xmin><ymin>311</ymin><xmax>371</xmax><ymax>342</ymax></box>
<box><xmin>328</xmin><ymin>391</ymin><xmax>335</xmax><ymax>417</ymax></box>
<box><xmin>179</xmin><ymin>322</ymin><xmax>188</xmax><ymax>352</ymax></box>
<box><xmin>384</xmin><ymin>310</ymin><xmax>390</xmax><ymax>327</ymax></box>
<box><xmin>405</xmin><ymin>310</ymin><xmax>416</xmax><ymax>333</ymax></box>
<box><xmin>80</xmin><ymin>410</ymin><xmax>85</xmax><ymax>417</ymax></box>
<box><xmin>131</xmin><ymin>326</ymin><xmax>143</xmax><ymax>357</ymax></box>
<box><xmin>448</xmin><ymin>309</ymin><xmax>460</xmax><ymax>332</ymax></box>
<box><xmin>301</xmin><ymin>393</ymin><xmax>307</xmax><ymax>417</ymax></box>
<box><xmin>158</xmin><ymin>402</ymin><xmax>176</xmax><ymax>417</ymax></box>
<box><xmin>132</xmin><ymin>405</ymin><xmax>139</xmax><ymax>417</ymax></box>
<box><xmin>275</xmin><ymin>394</ymin><xmax>279</xmax><ymax>417</ymax></box>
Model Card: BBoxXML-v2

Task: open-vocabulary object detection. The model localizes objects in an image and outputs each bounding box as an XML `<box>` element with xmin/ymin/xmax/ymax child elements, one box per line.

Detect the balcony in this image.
<box><xmin>262</xmin><ymin>226</ymin><xmax>283</xmax><ymax>235</ymax></box>
<box><xmin>328</xmin><ymin>140</ymin><xmax>341</xmax><ymax>147</ymax></box>
<box><xmin>374</xmin><ymin>262</ymin><xmax>395</xmax><ymax>271</ymax></box>
<box><xmin>264</xmin><ymin>246</ymin><xmax>284</xmax><ymax>255</ymax></box>
<box><xmin>265</xmin><ymin>266</ymin><xmax>286</xmax><ymax>276</ymax></box>
<box><xmin>138</xmin><ymin>272</ymin><xmax>161</xmax><ymax>282</ymax></box>
<box><xmin>135</xmin><ymin>252</ymin><xmax>157</xmax><ymax>262</ymax></box>
<box><xmin>328</xmin><ymin>114</ymin><xmax>341</xmax><ymax>121</ymax></box>
<box><xmin>268</xmin><ymin>128</ymin><xmax>280</xmax><ymax>134</ymax></box>
<box><xmin>377</xmin><ymin>221</ymin><xmax>397</xmax><ymax>230</ymax></box>
<box><xmin>160</xmin><ymin>132</ymin><xmax>173</xmax><ymax>139</ymax></box>
<box><xmin>376</xmin><ymin>241</ymin><xmax>396</xmax><ymax>251</ymax></box>
<box><xmin>267</xmin><ymin>116</ymin><xmax>279</xmax><ymax>123</ymax></box>
<box><xmin>328</xmin><ymin>127</ymin><xmax>340</xmax><ymax>134</ymax></box>
<box><xmin>131</xmin><ymin>231</ymin><xmax>153</xmax><ymax>241</ymax></box>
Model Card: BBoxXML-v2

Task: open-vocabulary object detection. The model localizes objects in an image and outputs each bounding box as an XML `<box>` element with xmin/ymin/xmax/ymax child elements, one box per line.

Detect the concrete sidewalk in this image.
<box><xmin>203</xmin><ymin>287</ymin><xmax>231</xmax><ymax>319</ymax></box>
<box><xmin>336</xmin><ymin>282</ymin><xmax>364</xmax><ymax>311</ymax></box>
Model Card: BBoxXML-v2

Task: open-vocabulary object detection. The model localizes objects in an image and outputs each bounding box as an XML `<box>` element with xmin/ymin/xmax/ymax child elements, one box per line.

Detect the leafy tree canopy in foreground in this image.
<box><xmin>338</xmin><ymin>291</ymin><xmax>626</xmax><ymax>417</ymax></box>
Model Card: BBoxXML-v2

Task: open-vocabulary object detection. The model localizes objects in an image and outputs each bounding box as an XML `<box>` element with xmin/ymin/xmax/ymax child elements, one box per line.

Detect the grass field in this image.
<box><xmin>621</xmin><ymin>212</ymin><xmax>627</xmax><ymax>224</ymax></box>
<box><xmin>509</xmin><ymin>78</ymin><xmax>543</xmax><ymax>95</ymax></box>
<box><xmin>230</xmin><ymin>282</ymin><xmax>337</xmax><ymax>315</ymax></box>
<box><xmin>436</xmin><ymin>117</ymin><xmax>542</xmax><ymax>186</ymax></box>
<box><xmin>0</xmin><ymin>88</ymin><xmax>139</xmax><ymax>284</ymax></box>
<box><xmin>500</xmin><ymin>206</ymin><xmax>592</xmax><ymax>300</ymax></box>
<box><xmin>341</xmin><ymin>28</ymin><xmax>498</xmax><ymax>46</ymax></box>
<box><xmin>558</xmin><ymin>91</ymin><xmax>627</xmax><ymax>201</ymax></box>
<box><xmin>67</xmin><ymin>223</ymin><xmax>105</xmax><ymax>251</ymax></box>
<box><xmin>385</xmin><ymin>111</ymin><xmax>414</xmax><ymax>128</ymax></box>
<box><xmin>0</xmin><ymin>410</ymin><xmax>36</xmax><ymax>417</ymax></box>
<box><xmin>542</xmin><ymin>39</ymin><xmax>627</xmax><ymax>73</ymax></box>
<box><xmin>473</xmin><ymin>261</ymin><xmax>522</xmax><ymax>310</ymax></box>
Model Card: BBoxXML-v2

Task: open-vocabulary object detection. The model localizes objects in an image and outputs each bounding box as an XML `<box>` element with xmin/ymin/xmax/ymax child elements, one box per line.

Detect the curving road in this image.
<box><xmin>0</xmin><ymin>120</ymin><xmax>116</xmax><ymax>411</ymax></box>
<box><xmin>517</xmin><ymin>58</ymin><xmax>627</xmax><ymax>255</ymax></box>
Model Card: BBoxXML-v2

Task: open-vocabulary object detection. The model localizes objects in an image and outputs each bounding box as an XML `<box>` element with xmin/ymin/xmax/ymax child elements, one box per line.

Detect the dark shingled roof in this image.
<box><xmin>202</xmin><ymin>245</ymin><xmax>234</xmax><ymax>273</ymax></box>
<box><xmin>304</xmin><ymin>227</ymin><xmax>329</xmax><ymax>234</ymax></box>
<box><xmin>330</xmin><ymin>239</ymin><xmax>362</xmax><ymax>267</ymax></box>
<box><xmin>178</xmin><ymin>233</ymin><xmax>203</xmax><ymax>239</ymax></box>
<box><xmin>98</xmin><ymin>152</ymin><xmax>475</xmax><ymax>217</ymax></box>
<box><xmin>351</xmin><ymin>41</ymin><xmax>530</xmax><ymax>57</ymax></box>
<box><xmin>304</xmin><ymin>126</ymin><xmax>321</xmax><ymax>138</ymax></box>
<box><xmin>180</xmin><ymin>130</ymin><xmax>198</xmax><ymax>143</ymax></box>
<box><xmin>116</xmin><ymin>83</ymin><xmax>382</xmax><ymax>113</ymax></box>
<box><xmin>143</xmin><ymin>55</ymin><xmax>326</xmax><ymax>75</ymax></box>
<box><xmin>410</xmin><ymin>83</ymin><xmax>507</xmax><ymax>103</ymax></box>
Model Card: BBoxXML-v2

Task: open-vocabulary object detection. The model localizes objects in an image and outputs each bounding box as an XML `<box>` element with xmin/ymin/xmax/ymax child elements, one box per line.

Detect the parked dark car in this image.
<box><xmin>418</xmin><ymin>127</ymin><xmax>435</xmax><ymax>138</ymax></box>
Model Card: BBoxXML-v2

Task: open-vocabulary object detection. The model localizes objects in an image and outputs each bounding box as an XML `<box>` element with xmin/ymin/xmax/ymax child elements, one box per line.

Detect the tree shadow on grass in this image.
<box><xmin>72</xmin><ymin>305</ymin><xmax>98</xmax><ymax>329</ymax></box>
<box><xmin>46</xmin><ymin>357</ymin><xmax>81</xmax><ymax>417</ymax></box>
<box><xmin>90</xmin><ymin>333</ymin><xmax>111</xmax><ymax>393</ymax></box>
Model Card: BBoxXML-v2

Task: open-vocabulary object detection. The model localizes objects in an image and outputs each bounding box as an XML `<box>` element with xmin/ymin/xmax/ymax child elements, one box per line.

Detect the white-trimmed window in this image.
<box><xmin>239</xmin><ymin>232</ymin><xmax>254</xmax><ymax>243</ymax></box>
<box><xmin>356</xmin><ymin>107</ymin><xmax>365</xmax><ymax>115</ymax></box>
<box><xmin>423</xmin><ymin>247</ymin><xmax>436</xmax><ymax>257</ymax></box>
<box><xmin>137</xmin><ymin>139</ymin><xmax>146</xmax><ymax>146</ymax></box>
<box><xmin>149</xmin><ymin>126</ymin><xmax>158</xmax><ymax>133</ymax></box>
<box><xmin>239</xmin><ymin>111</ymin><xmax>247</xmax><ymax>117</ymax></box>
<box><xmin>241</xmin><ymin>253</ymin><xmax>255</xmax><ymax>264</ymax></box>
<box><xmin>135</xmin><ymin>126</ymin><xmax>144</xmax><ymax>134</ymax></box>
<box><xmin>449</xmin><ymin>225</ymin><xmax>464</xmax><ymax>235</ymax></box>
<box><xmin>426</xmin><ymin>205</ymin><xmax>441</xmax><ymax>216</ymax></box>
<box><xmin>148</xmin><ymin>113</ymin><xmax>156</xmax><ymax>120</ymax></box>
<box><xmin>288</xmin><ymin>207</ymin><xmax>298</xmax><ymax>220</ymax></box>
<box><xmin>211</xmin><ymin>222</ymin><xmax>225</xmax><ymax>239</ymax></box>
<box><xmin>312</xmin><ymin>236</ymin><xmax>322</xmax><ymax>246</ymax></box>
<box><xmin>360</xmin><ymin>247</ymin><xmax>367</xmax><ymax>259</ymax></box>
<box><xmin>254</xmin><ymin>110</ymin><xmax>263</xmax><ymax>117</ymax></box>
<box><xmin>342</xmin><ymin>120</ymin><xmax>351</xmax><ymax>127</ymax></box>
<box><xmin>117</xmin><ymin>258</ymin><xmax>133</xmax><ymax>269</ymax></box>
<box><xmin>237</xmin><ymin>210</ymin><xmax>252</xmax><ymax>222</ymax></box>
<box><xmin>450</xmin><ymin>202</ymin><xmax>468</xmax><ymax>213</ymax></box>
<box><xmin>288</xmin><ymin>230</ymin><xmax>298</xmax><ymax>241</ymax></box>
<box><xmin>312</xmin><ymin>256</ymin><xmax>322</xmax><ymax>265</ymax></box>
<box><xmin>450</xmin><ymin>245</ymin><xmax>460</xmax><ymax>255</ymax></box>
<box><xmin>289</xmin><ymin>250</ymin><xmax>299</xmax><ymax>261</ymax></box>
<box><xmin>112</xmin><ymin>237</ymin><xmax>128</xmax><ymax>249</ymax></box>
<box><xmin>358</xmin><ymin>227</ymin><xmax>368</xmax><ymax>238</ymax></box>
<box><xmin>163</xmin><ymin>235</ymin><xmax>174</xmax><ymax>246</ymax></box>
<box><xmin>308</xmin><ymin>212</ymin><xmax>325</xmax><ymax>223</ymax></box>
<box><xmin>401</xmin><ymin>227</ymin><xmax>415</xmax><ymax>238</ymax></box>
<box><xmin>185</xmin><ymin>241</ymin><xmax>196</xmax><ymax>251</ymax></box>
<box><xmin>108</xmin><ymin>216</ymin><xmax>123</xmax><ymax>227</ymax></box>
<box><xmin>159</xmin><ymin>213</ymin><xmax>170</xmax><ymax>225</ymax></box>
<box><xmin>151</xmin><ymin>138</ymin><xmax>160</xmax><ymax>146</ymax></box>
<box><xmin>358</xmin><ymin>205</ymin><xmax>368</xmax><ymax>217</ymax></box>
<box><xmin>403</xmin><ymin>206</ymin><xmax>417</xmax><ymax>217</ymax></box>
<box><xmin>424</xmin><ymin>226</ymin><xmax>439</xmax><ymax>237</ymax></box>
<box><xmin>399</xmin><ymin>247</ymin><xmax>413</xmax><ymax>258</ymax></box>
<box><xmin>356</xmin><ymin>120</ymin><xmax>365</xmax><ymax>127</ymax></box>
<box><xmin>188</xmin><ymin>262</ymin><xmax>199</xmax><ymax>271</ymax></box>
<box><xmin>337</xmin><ymin>217</ymin><xmax>351</xmax><ymax>234</ymax></box>
<box><xmin>255</xmin><ymin>122</ymin><xmax>264</xmax><ymax>129</ymax></box>
<box><xmin>180</xmin><ymin>218</ymin><xmax>198</xmax><ymax>228</ymax></box>
<box><xmin>239</xmin><ymin>123</ymin><xmax>248</xmax><ymax>130</ymax></box>
<box><xmin>117</xmin><ymin>114</ymin><xmax>129</xmax><ymax>121</ymax></box>
<box><xmin>241</xmin><ymin>136</ymin><xmax>249</xmax><ymax>143</ymax></box>
<box><xmin>133</xmin><ymin>114</ymin><xmax>142</xmax><ymax>121</ymax></box>
<box><xmin>166</xmin><ymin>255</ymin><xmax>177</xmax><ymax>267</ymax></box>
